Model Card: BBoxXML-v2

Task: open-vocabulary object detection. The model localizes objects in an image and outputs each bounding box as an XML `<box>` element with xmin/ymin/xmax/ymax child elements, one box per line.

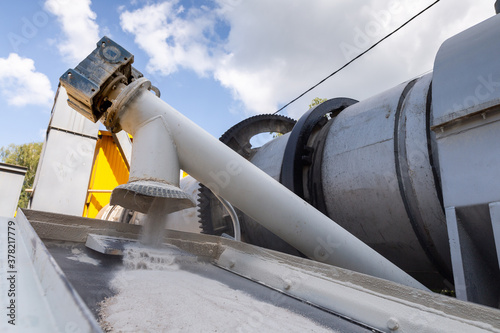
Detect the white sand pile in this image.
<box><xmin>99</xmin><ymin>245</ymin><xmax>335</xmax><ymax>332</ymax></box>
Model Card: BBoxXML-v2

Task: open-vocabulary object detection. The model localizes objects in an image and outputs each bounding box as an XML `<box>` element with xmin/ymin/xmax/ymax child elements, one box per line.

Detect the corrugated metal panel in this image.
<box><xmin>84</xmin><ymin>131</ymin><xmax>129</xmax><ymax>218</ymax></box>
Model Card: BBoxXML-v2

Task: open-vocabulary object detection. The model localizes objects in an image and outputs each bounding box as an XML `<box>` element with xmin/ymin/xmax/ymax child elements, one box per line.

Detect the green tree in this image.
<box><xmin>309</xmin><ymin>97</ymin><xmax>327</xmax><ymax>109</ymax></box>
<box><xmin>0</xmin><ymin>142</ymin><xmax>43</xmax><ymax>208</ymax></box>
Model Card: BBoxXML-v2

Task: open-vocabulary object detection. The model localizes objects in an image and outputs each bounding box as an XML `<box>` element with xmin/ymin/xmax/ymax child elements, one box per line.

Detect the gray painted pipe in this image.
<box><xmin>113</xmin><ymin>81</ymin><xmax>428</xmax><ymax>291</ymax></box>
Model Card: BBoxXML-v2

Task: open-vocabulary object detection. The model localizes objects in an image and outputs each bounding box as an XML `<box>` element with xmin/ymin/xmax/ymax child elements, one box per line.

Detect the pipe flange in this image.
<box><xmin>280</xmin><ymin>98</ymin><xmax>358</xmax><ymax>201</ymax></box>
<box><xmin>111</xmin><ymin>180</ymin><xmax>195</xmax><ymax>214</ymax></box>
<box><xmin>102</xmin><ymin>77</ymin><xmax>152</xmax><ymax>132</ymax></box>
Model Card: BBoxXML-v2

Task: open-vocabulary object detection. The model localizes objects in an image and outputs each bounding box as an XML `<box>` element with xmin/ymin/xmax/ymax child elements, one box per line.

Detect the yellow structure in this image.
<box><xmin>83</xmin><ymin>131</ymin><xmax>130</xmax><ymax>218</ymax></box>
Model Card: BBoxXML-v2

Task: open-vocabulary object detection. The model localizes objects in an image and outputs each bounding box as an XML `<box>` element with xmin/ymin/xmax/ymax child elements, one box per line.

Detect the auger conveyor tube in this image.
<box><xmin>113</xmin><ymin>86</ymin><xmax>427</xmax><ymax>290</ymax></box>
<box><xmin>60</xmin><ymin>38</ymin><xmax>427</xmax><ymax>291</ymax></box>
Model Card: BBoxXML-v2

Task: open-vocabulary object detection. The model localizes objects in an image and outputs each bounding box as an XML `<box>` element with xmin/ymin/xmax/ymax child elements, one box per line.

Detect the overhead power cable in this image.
<box><xmin>273</xmin><ymin>0</ymin><xmax>441</xmax><ymax>114</ymax></box>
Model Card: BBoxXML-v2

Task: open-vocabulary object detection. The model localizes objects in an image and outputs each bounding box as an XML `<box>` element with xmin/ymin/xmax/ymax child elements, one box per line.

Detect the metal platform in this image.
<box><xmin>4</xmin><ymin>209</ymin><xmax>500</xmax><ymax>332</ymax></box>
<box><xmin>45</xmin><ymin>239</ymin><xmax>374</xmax><ymax>332</ymax></box>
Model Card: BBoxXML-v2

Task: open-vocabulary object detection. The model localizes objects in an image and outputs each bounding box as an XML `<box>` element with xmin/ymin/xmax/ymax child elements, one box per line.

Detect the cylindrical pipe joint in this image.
<box><xmin>59</xmin><ymin>39</ymin><xmax>195</xmax><ymax>215</ymax></box>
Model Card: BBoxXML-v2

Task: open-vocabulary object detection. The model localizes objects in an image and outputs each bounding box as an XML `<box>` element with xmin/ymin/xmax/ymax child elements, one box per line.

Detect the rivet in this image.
<box><xmin>387</xmin><ymin>317</ymin><xmax>399</xmax><ymax>331</ymax></box>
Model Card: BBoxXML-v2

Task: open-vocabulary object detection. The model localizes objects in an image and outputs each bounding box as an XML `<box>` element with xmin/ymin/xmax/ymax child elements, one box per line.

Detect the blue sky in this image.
<box><xmin>0</xmin><ymin>0</ymin><xmax>495</xmax><ymax>148</ymax></box>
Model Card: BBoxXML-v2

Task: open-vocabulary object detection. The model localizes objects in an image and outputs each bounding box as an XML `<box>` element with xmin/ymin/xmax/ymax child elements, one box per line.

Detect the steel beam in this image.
<box><xmin>445</xmin><ymin>206</ymin><xmax>499</xmax><ymax>306</ymax></box>
<box><xmin>489</xmin><ymin>202</ymin><xmax>500</xmax><ymax>270</ymax></box>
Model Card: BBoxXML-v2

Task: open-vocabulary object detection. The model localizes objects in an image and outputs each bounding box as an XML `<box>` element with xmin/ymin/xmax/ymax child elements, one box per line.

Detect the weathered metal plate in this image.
<box><xmin>85</xmin><ymin>233</ymin><xmax>137</xmax><ymax>255</ymax></box>
<box><xmin>0</xmin><ymin>163</ymin><xmax>26</xmax><ymax>217</ymax></box>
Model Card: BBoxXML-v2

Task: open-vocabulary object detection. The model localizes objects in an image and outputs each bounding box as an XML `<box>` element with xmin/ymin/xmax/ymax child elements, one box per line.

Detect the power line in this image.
<box><xmin>274</xmin><ymin>0</ymin><xmax>441</xmax><ymax>115</ymax></box>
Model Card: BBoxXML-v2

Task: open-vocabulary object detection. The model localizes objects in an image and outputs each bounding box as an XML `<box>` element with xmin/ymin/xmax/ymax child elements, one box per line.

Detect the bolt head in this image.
<box><xmin>387</xmin><ymin>317</ymin><xmax>399</xmax><ymax>331</ymax></box>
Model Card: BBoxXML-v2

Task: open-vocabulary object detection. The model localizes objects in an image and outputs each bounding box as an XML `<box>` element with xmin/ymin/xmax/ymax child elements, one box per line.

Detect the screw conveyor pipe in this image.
<box><xmin>109</xmin><ymin>79</ymin><xmax>427</xmax><ymax>291</ymax></box>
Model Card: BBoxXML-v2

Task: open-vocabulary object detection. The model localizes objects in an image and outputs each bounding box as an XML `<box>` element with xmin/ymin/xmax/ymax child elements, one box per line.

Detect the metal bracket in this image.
<box><xmin>489</xmin><ymin>202</ymin><xmax>500</xmax><ymax>270</ymax></box>
<box><xmin>60</xmin><ymin>36</ymin><xmax>140</xmax><ymax>123</ymax></box>
<box><xmin>445</xmin><ymin>206</ymin><xmax>500</xmax><ymax>307</ymax></box>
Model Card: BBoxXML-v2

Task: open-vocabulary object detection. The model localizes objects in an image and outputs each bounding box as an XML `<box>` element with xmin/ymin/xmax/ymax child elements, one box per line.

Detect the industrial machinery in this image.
<box><xmin>61</xmin><ymin>11</ymin><xmax>500</xmax><ymax>306</ymax></box>
<box><xmin>2</xmin><ymin>6</ymin><xmax>500</xmax><ymax>333</ymax></box>
<box><xmin>200</xmin><ymin>13</ymin><xmax>500</xmax><ymax>307</ymax></box>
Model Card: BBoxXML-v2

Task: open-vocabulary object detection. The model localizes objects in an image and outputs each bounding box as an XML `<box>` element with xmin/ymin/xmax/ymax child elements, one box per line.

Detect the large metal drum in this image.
<box><xmin>319</xmin><ymin>74</ymin><xmax>452</xmax><ymax>288</ymax></box>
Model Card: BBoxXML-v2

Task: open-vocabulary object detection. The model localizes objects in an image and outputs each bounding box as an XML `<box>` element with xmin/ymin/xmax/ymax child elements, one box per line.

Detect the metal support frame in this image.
<box><xmin>213</xmin><ymin>192</ymin><xmax>241</xmax><ymax>241</ymax></box>
<box><xmin>111</xmin><ymin>130</ymin><xmax>132</xmax><ymax>169</ymax></box>
<box><xmin>489</xmin><ymin>202</ymin><xmax>500</xmax><ymax>270</ymax></box>
<box><xmin>431</xmin><ymin>12</ymin><xmax>500</xmax><ymax>307</ymax></box>
<box><xmin>445</xmin><ymin>207</ymin><xmax>499</xmax><ymax>307</ymax></box>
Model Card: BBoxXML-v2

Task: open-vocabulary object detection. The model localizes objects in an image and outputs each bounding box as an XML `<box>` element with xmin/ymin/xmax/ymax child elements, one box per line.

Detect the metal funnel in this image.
<box><xmin>110</xmin><ymin>180</ymin><xmax>195</xmax><ymax>214</ymax></box>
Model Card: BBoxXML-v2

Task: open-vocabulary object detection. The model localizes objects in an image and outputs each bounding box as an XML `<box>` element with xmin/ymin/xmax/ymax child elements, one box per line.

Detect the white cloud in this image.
<box><xmin>45</xmin><ymin>0</ymin><xmax>100</xmax><ymax>64</ymax></box>
<box><xmin>120</xmin><ymin>1</ymin><xmax>216</xmax><ymax>76</ymax></box>
<box><xmin>0</xmin><ymin>53</ymin><xmax>54</xmax><ymax>107</ymax></box>
<box><xmin>120</xmin><ymin>0</ymin><xmax>494</xmax><ymax>118</ymax></box>
<box><xmin>213</xmin><ymin>0</ymin><xmax>495</xmax><ymax>118</ymax></box>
